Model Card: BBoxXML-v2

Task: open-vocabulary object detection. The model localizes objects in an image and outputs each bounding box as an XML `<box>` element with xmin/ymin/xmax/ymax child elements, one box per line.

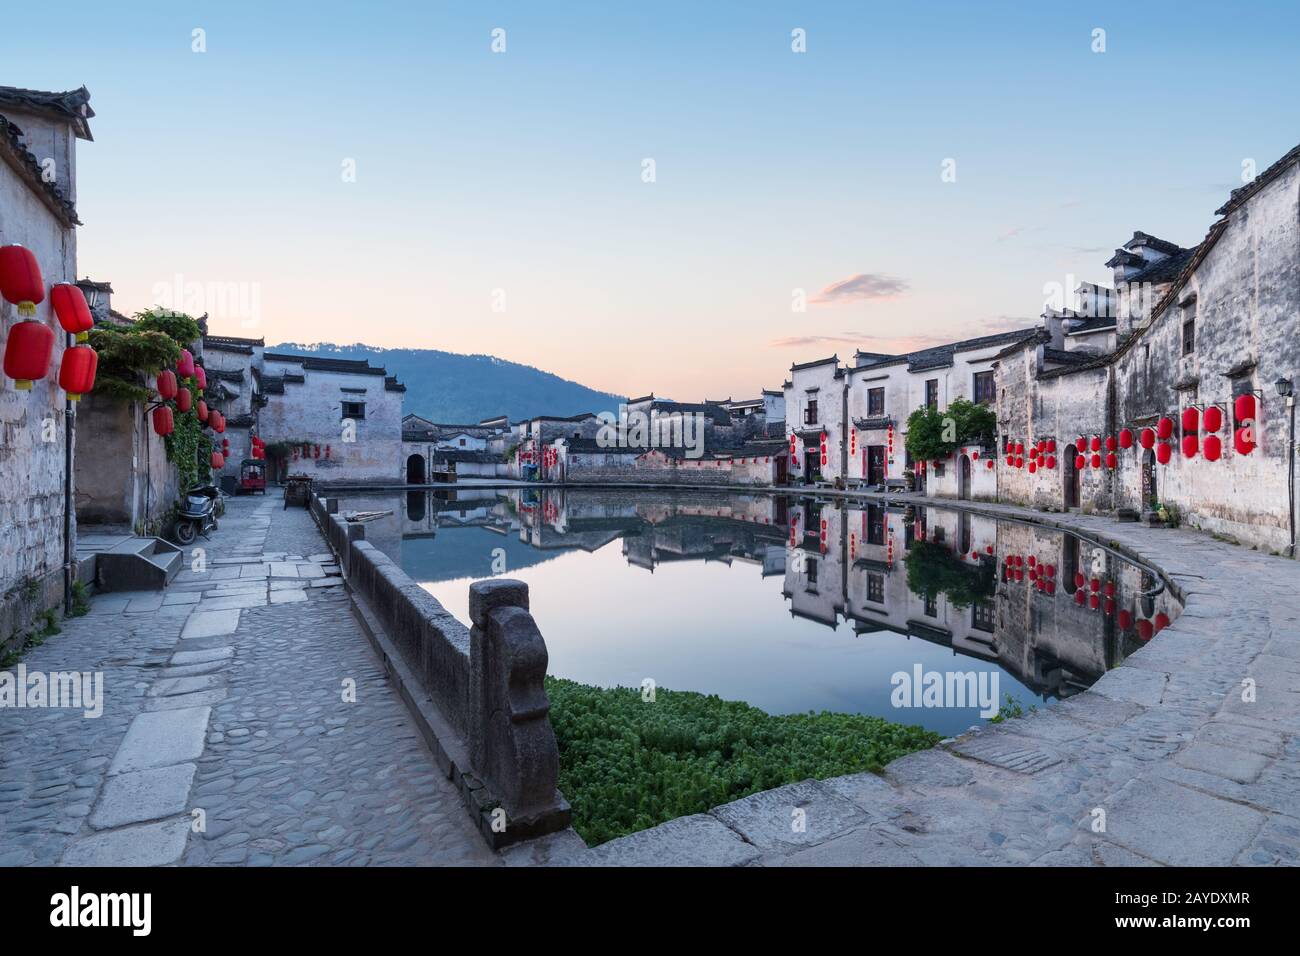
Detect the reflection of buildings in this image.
<box><xmin>359</xmin><ymin>488</ymin><xmax>1181</xmax><ymax>704</ymax></box>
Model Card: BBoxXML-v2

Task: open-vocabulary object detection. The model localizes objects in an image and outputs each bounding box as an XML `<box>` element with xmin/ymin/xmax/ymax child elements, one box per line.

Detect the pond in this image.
<box><xmin>335</xmin><ymin>487</ymin><xmax>1182</xmax><ymax>736</ymax></box>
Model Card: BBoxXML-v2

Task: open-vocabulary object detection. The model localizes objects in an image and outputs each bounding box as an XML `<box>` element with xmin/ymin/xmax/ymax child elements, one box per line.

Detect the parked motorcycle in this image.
<box><xmin>173</xmin><ymin>484</ymin><xmax>221</xmax><ymax>544</ymax></box>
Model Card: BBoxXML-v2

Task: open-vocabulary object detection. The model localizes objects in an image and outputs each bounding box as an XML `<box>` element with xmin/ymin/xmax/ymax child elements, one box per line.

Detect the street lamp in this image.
<box><xmin>1276</xmin><ymin>377</ymin><xmax>1294</xmax><ymax>398</ymax></box>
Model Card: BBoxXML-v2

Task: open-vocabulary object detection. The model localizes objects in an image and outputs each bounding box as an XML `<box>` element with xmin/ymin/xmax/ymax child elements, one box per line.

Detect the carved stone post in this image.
<box><xmin>468</xmin><ymin>579</ymin><xmax>566</xmax><ymax>832</ymax></box>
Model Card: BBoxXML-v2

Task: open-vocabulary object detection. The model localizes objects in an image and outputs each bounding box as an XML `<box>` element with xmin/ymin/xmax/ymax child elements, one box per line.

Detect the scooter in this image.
<box><xmin>174</xmin><ymin>484</ymin><xmax>220</xmax><ymax>544</ymax></box>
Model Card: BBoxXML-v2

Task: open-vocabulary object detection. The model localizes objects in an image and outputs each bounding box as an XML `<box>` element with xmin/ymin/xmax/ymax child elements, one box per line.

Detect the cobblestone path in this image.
<box><xmin>0</xmin><ymin>493</ymin><xmax>496</xmax><ymax>866</ymax></box>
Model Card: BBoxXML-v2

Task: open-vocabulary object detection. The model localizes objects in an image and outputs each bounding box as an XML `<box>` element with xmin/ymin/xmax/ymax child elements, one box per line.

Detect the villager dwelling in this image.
<box><xmin>401</xmin><ymin>414</ymin><xmax>511</xmax><ymax>483</ymax></box>
<box><xmin>786</xmin><ymin>356</ymin><xmax>846</xmax><ymax>485</ymax></box>
<box><xmin>257</xmin><ymin>351</ymin><xmax>405</xmax><ymax>484</ymax></box>
<box><xmin>0</xmin><ymin>84</ymin><xmax>93</xmax><ymax>647</ymax></box>
<box><xmin>198</xmin><ymin>331</ymin><xmax>265</xmax><ymax>485</ymax></box>
<box><xmin>995</xmin><ymin>143</ymin><xmax>1300</xmax><ymax>554</ymax></box>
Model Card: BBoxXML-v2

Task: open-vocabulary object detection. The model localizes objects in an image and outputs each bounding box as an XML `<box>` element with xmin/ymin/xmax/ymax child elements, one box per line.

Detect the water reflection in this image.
<box><xmin>335</xmin><ymin>487</ymin><xmax>1181</xmax><ymax>735</ymax></box>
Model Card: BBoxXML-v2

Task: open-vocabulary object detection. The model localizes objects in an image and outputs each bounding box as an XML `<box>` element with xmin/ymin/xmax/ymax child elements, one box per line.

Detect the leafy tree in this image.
<box><xmin>904</xmin><ymin>398</ymin><xmax>996</xmax><ymax>462</ymax></box>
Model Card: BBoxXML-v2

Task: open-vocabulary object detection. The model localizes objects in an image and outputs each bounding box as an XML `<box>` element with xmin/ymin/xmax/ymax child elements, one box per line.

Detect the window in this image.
<box><xmin>867</xmin><ymin>573</ymin><xmax>885</xmax><ymax>604</ymax></box>
<box><xmin>973</xmin><ymin>370</ymin><xmax>995</xmax><ymax>405</ymax></box>
<box><xmin>341</xmin><ymin>401</ymin><xmax>365</xmax><ymax>420</ymax></box>
<box><xmin>1182</xmin><ymin>318</ymin><xmax>1195</xmax><ymax>355</ymax></box>
<box><xmin>924</xmin><ymin>595</ymin><xmax>938</xmax><ymax>618</ymax></box>
<box><xmin>867</xmin><ymin>387</ymin><xmax>885</xmax><ymax>416</ymax></box>
<box><xmin>971</xmin><ymin>601</ymin><xmax>995</xmax><ymax>633</ymax></box>
<box><xmin>925</xmin><ymin>379</ymin><xmax>939</xmax><ymax>409</ymax></box>
<box><xmin>459</xmin><ymin>438</ymin><xmax>466</xmax><ymax>446</ymax></box>
<box><xmin>806</xmin><ymin>557</ymin><xmax>818</xmax><ymax>587</ymax></box>
<box><xmin>805</xmin><ymin>398</ymin><xmax>819</xmax><ymax>424</ymax></box>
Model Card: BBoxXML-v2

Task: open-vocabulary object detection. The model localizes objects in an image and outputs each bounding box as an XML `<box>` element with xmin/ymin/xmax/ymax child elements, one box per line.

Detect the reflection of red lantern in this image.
<box><xmin>58</xmin><ymin>345</ymin><xmax>98</xmax><ymax>400</ymax></box>
<box><xmin>1154</xmin><ymin>611</ymin><xmax>1171</xmax><ymax>632</ymax></box>
<box><xmin>1156</xmin><ymin>442</ymin><xmax>1172</xmax><ymax>464</ymax></box>
<box><xmin>1157</xmin><ymin>417</ymin><xmax>1173</xmax><ymax>440</ymax></box>
<box><xmin>1137</xmin><ymin>619</ymin><xmax>1153</xmax><ymax>641</ymax></box>
<box><xmin>1119</xmin><ymin>428</ymin><xmax>1133</xmax><ymax>449</ymax></box>
<box><xmin>152</xmin><ymin>405</ymin><xmax>174</xmax><ymax>436</ymax></box>
<box><xmin>0</xmin><ymin>244</ymin><xmax>44</xmax><ymax>315</ymax></box>
<box><xmin>1089</xmin><ymin>594</ymin><xmax>1100</xmax><ymax>610</ymax></box>
<box><xmin>3</xmin><ymin>320</ymin><xmax>54</xmax><ymax>389</ymax></box>
<box><xmin>176</xmin><ymin>387</ymin><xmax>192</xmax><ymax>413</ymax></box>
<box><xmin>1181</xmin><ymin>434</ymin><xmax>1198</xmax><ymax>458</ymax></box>
<box><xmin>1118</xmin><ymin>609</ymin><xmax>1132</xmax><ymax>630</ymax></box>
<box><xmin>1203</xmin><ymin>434</ymin><xmax>1222</xmax><ymax>461</ymax></box>
<box><xmin>1090</xmin><ymin>578</ymin><xmax>1101</xmax><ymax>592</ymax></box>
<box><xmin>1203</xmin><ymin>406</ymin><xmax>1222</xmax><ymax>432</ymax></box>
<box><xmin>1139</xmin><ymin>428</ymin><xmax>1155</xmax><ymax>449</ymax></box>
<box><xmin>156</xmin><ymin>370</ymin><xmax>177</xmax><ymax>399</ymax></box>
<box><xmin>1074</xmin><ymin>571</ymin><xmax>1085</xmax><ymax>588</ymax></box>
<box><xmin>51</xmin><ymin>283</ymin><xmax>94</xmax><ymax>341</ymax></box>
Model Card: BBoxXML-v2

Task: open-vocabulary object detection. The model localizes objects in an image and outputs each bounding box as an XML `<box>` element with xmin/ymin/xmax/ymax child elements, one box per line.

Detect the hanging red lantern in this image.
<box><xmin>1106</xmin><ymin>452</ymin><xmax>1118</xmax><ymax>469</ymax></box>
<box><xmin>211</xmin><ymin>451</ymin><xmax>225</xmax><ymax>469</ymax></box>
<box><xmin>1046</xmin><ymin>439</ymin><xmax>1056</xmax><ymax>453</ymax></box>
<box><xmin>1157</xmin><ymin>417</ymin><xmax>1173</xmax><ymax>440</ymax></box>
<box><xmin>1046</xmin><ymin>455</ymin><xmax>1057</xmax><ymax>469</ymax></box>
<box><xmin>197</xmin><ymin>401</ymin><xmax>208</xmax><ymax>423</ymax></box>
<box><xmin>1234</xmin><ymin>426</ymin><xmax>1255</xmax><ymax>455</ymax></box>
<box><xmin>1156</xmin><ymin>442</ymin><xmax>1172</xmax><ymax>464</ymax></box>
<box><xmin>1028</xmin><ymin>460</ymin><xmax>1037</xmax><ymax>474</ymax></box>
<box><xmin>1139</xmin><ymin>428</ymin><xmax>1155</xmax><ymax>449</ymax></box>
<box><xmin>1203</xmin><ymin>406</ymin><xmax>1223</xmax><ymax>432</ymax></box>
<box><xmin>156</xmin><ymin>370</ymin><xmax>177</xmax><ymax>400</ymax></box>
<box><xmin>1137</xmin><ymin>619</ymin><xmax>1154</xmax><ymax>642</ymax></box>
<box><xmin>0</xmin><ymin>245</ymin><xmax>44</xmax><ymax>315</ymax></box>
<box><xmin>3</xmin><ymin>320</ymin><xmax>54</xmax><ymax>389</ymax></box>
<box><xmin>1234</xmin><ymin>393</ymin><xmax>1256</xmax><ymax>424</ymax></box>
<box><xmin>1091</xmin><ymin>453</ymin><xmax>1101</xmax><ymax>468</ymax></box>
<box><xmin>1015</xmin><ymin>456</ymin><xmax>1024</xmax><ymax>468</ymax></box>
<box><xmin>213</xmin><ymin>412</ymin><xmax>225</xmax><ymax>433</ymax></box>
<box><xmin>1075</xmin><ymin>436</ymin><xmax>1087</xmax><ymax>452</ymax></box>
<box><xmin>1015</xmin><ymin>442</ymin><xmax>1024</xmax><ymax>455</ymax></box>
<box><xmin>1154</xmin><ymin>611</ymin><xmax>1171</xmax><ymax>632</ymax></box>
<box><xmin>1203</xmin><ymin>434</ymin><xmax>1223</xmax><ymax>461</ymax></box>
<box><xmin>1104</xmin><ymin>581</ymin><xmax>1115</xmax><ymax>598</ymax></box>
<box><xmin>222</xmin><ymin>438</ymin><xmax>230</xmax><ymax>450</ymax></box>
<box><xmin>986</xmin><ymin>459</ymin><xmax>993</xmax><ymax>469</ymax></box>
<box><xmin>1118</xmin><ymin>428</ymin><xmax>1133</xmax><ymax>449</ymax></box>
<box><xmin>58</xmin><ymin>345</ymin><xmax>97</xmax><ymax>400</ymax></box>
<box><xmin>971</xmin><ymin>450</ymin><xmax>979</xmax><ymax>460</ymax></box>
<box><xmin>177</xmin><ymin>348</ymin><xmax>195</xmax><ymax>378</ymax></box>
<box><xmin>152</xmin><ymin>405</ymin><xmax>174</xmax><ymax>436</ymax></box>
<box><xmin>1005</xmin><ymin>454</ymin><xmax>1014</xmax><ymax>467</ymax></box>
<box><xmin>50</xmin><ymin>283</ymin><xmax>94</xmax><ymax>341</ymax></box>
<box><xmin>176</xmin><ymin>387</ymin><xmax>192</xmax><ymax>413</ymax></box>
<box><xmin>1090</xmin><ymin>578</ymin><xmax>1101</xmax><ymax>593</ymax></box>
<box><xmin>1181</xmin><ymin>407</ymin><xmax>1199</xmax><ymax>433</ymax></box>
<box><xmin>1089</xmin><ymin>436</ymin><xmax>1101</xmax><ymax>452</ymax></box>
<box><xmin>1074</xmin><ymin>454</ymin><xmax>1085</xmax><ymax>470</ymax></box>
<box><xmin>324</xmin><ymin>444</ymin><xmax>331</xmax><ymax>459</ymax></box>
<box><xmin>194</xmin><ymin>365</ymin><xmax>207</xmax><ymax>390</ymax></box>
<box><xmin>1118</xmin><ymin>609</ymin><xmax>1133</xmax><ymax>630</ymax></box>
<box><xmin>1181</xmin><ymin>434</ymin><xmax>1198</xmax><ymax>458</ymax></box>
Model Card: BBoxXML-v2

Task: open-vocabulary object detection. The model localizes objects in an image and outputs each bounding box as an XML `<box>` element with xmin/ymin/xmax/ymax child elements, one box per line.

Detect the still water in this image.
<box><xmin>337</xmin><ymin>487</ymin><xmax>1181</xmax><ymax>736</ymax></box>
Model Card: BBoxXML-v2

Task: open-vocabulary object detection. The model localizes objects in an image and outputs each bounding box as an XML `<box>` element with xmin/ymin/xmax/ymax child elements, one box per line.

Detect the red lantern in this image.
<box><xmin>1074</xmin><ymin>590</ymin><xmax>1086</xmax><ymax>606</ymax></box>
<box><xmin>1203</xmin><ymin>434</ymin><xmax>1222</xmax><ymax>461</ymax></box>
<box><xmin>1157</xmin><ymin>417</ymin><xmax>1173</xmax><ymax>440</ymax></box>
<box><xmin>222</xmin><ymin>438</ymin><xmax>230</xmax><ymax>450</ymax></box>
<box><xmin>1090</xmin><ymin>578</ymin><xmax>1101</xmax><ymax>593</ymax></box>
<box><xmin>197</xmin><ymin>400</ymin><xmax>209</xmax><ymax>422</ymax></box>
<box><xmin>176</xmin><ymin>387</ymin><xmax>192</xmax><ymax>413</ymax></box>
<box><xmin>1119</xmin><ymin>428</ymin><xmax>1133</xmax><ymax>449</ymax></box>
<box><xmin>1156</xmin><ymin>442</ymin><xmax>1172</xmax><ymax>464</ymax></box>
<box><xmin>1181</xmin><ymin>407</ymin><xmax>1199</xmax><ymax>433</ymax></box>
<box><xmin>1104</xmin><ymin>581</ymin><xmax>1115</xmax><ymax>597</ymax></box>
<box><xmin>177</xmin><ymin>348</ymin><xmax>195</xmax><ymax>378</ymax></box>
<box><xmin>58</xmin><ymin>345</ymin><xmax>97</xmax><ymax>400</ymax></box>
<box><xmin>1106</xmin><ymin>452</ymin><xmax>1117</xmax><ymax>469</ymax></box>
<box><xmin>1075</xmin><ymin>437</ymin><xmax>1087</xmax><ymax>452</ymax></box>
<box><xmin>1181</xmin><ymin>434</ymin><xmax>1198</xmax><ymax>458</ymax></box>
<box><xmin>1234</xmin><ymin>426</ymin><xmax>1255</xmax><ymax>456</ymax></box>
<box><xmin>986</xmin><ymin>459</ymin><xmax>993</xmax><ymax>469</ymax></box>
<box><xmin>1074</xmin><ymin>572</ymin><xmax>1085</xmax><ymax>589</ymax></box>
<box><xmin>971</xmin><ymin>450</ymin><xmax>979</xmax><ymax>460</ymax></box>
<box><xmin>1203</xmin><ymin>406</ymin><xmax>1223</xmax><ymax>432</ymax></box>
<box><xmin>1046</xmin><ymin>455</ymin><xmax>1057</xmax><ymax>469</ymax></box>
<box><xmin>1234</xmin><ymin>394</ymin><xmax>1255</xmax><ymax>424</ymax></box>
<box><xmin>0</xmin><ymin>245</ymin><xmax>44</xmax><ymax>315</ymax></box>
<box><xmin>1154</xmin><ymin>611</ymin><xmax>1171</xmax><ymax>632</ymax></box>
<box><xmin>1015</xmin><ymin>442</ymin><xmax>1024</xmax><ymax>455</ymax></box>
<box><xmin>1074</xmin><ymin>454</ymin><xmax>1085</xmax><ymax>470</ymax></box>
<box><xmin>1137</xmin><ymin>619</ymin><xmax>1153</xmax><ymax>642</ymax></box>
<box><xmin>213</xmin><ymin>412</ymin><xmax>225</xmax><ymax>434</ymax></box>
<box><xmin>1139</xmin><ymin>428</ymin><xmax>1155</xmax><ymax>449</ymax></box>
<box><xmin>50</xmin><ymin>283</ymin><xmax>94</xmax><ymax>341</ymax></box>
<box><xmin>1005</xmin><ymin>455</ymin><xmax>1014</xmax><ymax>467</ymax></box>
<box><xmin>1089</xmin><ymin>436</ymin><xmax>1101</xmax><ymax>452</ymax></box>
<box><xmin>1105</xmin><ymin>435</ymin><xmax>1116</xmax><ymax>452</ymax></box>
<box><xmin>1089</xmin><ymin>594</ymin><xmax>1100</xmax><ymax>610</ymax></box>
<box><xmin>195</xmin><ymin>366</ymin><xmax>207</xmax><ymax>390</ymax></box>
<box><xmin>156</xmin><ymin>370</ymin><xmax>177</xmax><ymax>400</ymax></box>
<box><xmin>152</xmin><ymin>405</ymin><xmax>174</xmax><ymax>436</ymax></box>
<box><xmin>1015</xmin><ymin>457</ymin><xmax>1024</xmax><ymax>468</ymax></box>
<box><xmin>1046</xmin><ymin>439</ymin><xmax>1056</xmax><ymax>453</ymax></box>
<box><xmin>3</xmin><ymin>320</ymin><xmax>54</xmax><ymax>389</ymax></box>
<box><xmin>1091</xmin><ymin>453</ymin><xmax>1101</xmax><ymax>469</ymax></box>
<box><xmin>1118</xmin><ymin>609</ymin><xmax>1133</xmax><ymax>630</ymax></box>
<box><xmin>1104</xmin><ymin>599</ymin><xmax>1115</xmax><ymax>616</ymax></box>
<box><xmin>325</xmin><ymin>444</ymin><xmax>331</xmax><ymax>459</ymax></box>
<box><xmin>211</xmin><ymin>451</ymin><xmax>225</xmax><ymax>469</ymax></box>
<box><xmin>1028</xmin><ymin>461</ymin><xmax>1037</xmax><ymax>474</ymax></box>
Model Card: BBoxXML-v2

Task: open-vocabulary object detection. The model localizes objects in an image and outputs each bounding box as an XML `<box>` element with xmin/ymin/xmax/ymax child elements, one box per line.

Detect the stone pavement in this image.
<box><xmin>0</xmin><ymin>492</ymin><xmax>496</xmax><ymax>867</ymax></box>
<box><xmin>538</xmin><ymin>497</ymin><xmax>1300</xmax><ymax>866</ymax></box>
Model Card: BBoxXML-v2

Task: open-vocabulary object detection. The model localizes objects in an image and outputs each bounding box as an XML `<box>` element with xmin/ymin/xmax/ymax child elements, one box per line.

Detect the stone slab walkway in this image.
<box><xmin>528</xmin><ymin>496</ymin><xmax>1300</xmax><ymax>866</ymax></box>
<box><xmin>0</xmin><ymin>493</ymin><xmax>496</xmax><ymax>867</ymax></box>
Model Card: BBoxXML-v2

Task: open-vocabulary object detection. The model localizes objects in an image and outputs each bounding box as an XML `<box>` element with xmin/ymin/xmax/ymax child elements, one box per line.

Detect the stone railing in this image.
<box><xmin>309</xmin><ymin>494</ymin><xmax>570</xmax><ymax>848</ymax></box>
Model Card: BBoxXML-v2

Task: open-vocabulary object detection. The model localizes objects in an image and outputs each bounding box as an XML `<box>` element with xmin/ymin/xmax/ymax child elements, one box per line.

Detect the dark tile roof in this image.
<box><xmin>647</xmin><ymin>400</ymin><xmax>732</xmax><ymax>424</ymax></box>
<box><xmin>790</xmin><ymin>355</ymin><xmax>839</xmax><ymax>373</ymax></box>
<box><xmin>1124</xmin><ymin>246</ymin><xmax>1196</xmax><ymax>285</ymax></box>
<box><xmin>209</xmin><ymin>368</ymin><xmax>245</xmax><ymax>383</ymax></box>
<box><xmin>0</xmin><ymin>85</ymin><xmax>94</xmax><ymax>139</ymax></box>
<box><xmin>1216</xmin><ymin>142</ymin><xmax>1300</xmax><ymax>216</ymax></box>
<box><xmin>385</xmin><ymin>375</ymin><xmax>405</xmax><ymax>393</ymax></box>
<box><xmin>75</xmin><ymin>279</ymin><xmax>113</xmax><ymax>293</ymax></box>
<box><xmin>625</xmin><ymin>394</ymin><xmax>655</xmax><ymax>404</ymax></box>
<box><xmin>1124</xmin><ymin>231</ymin><xmax>1185</xmax><ymax>256</ymax></box>
<box><xmin>0</xmin><ymin>114</ymin><xmax>78</xmax><ymax>226</ymax></box>
<box><xmin>1064</xmin><ymin>316</ymin><xmax>1117</xmax><ymax>335</ymax></box>
<box><xmin>203</xmin><ymin>334</ymin><xmax>264</xmax><ymax>354</ymax></box>
<box><xmin>1042</xmin><ymin>347</ymin><xmax>1094</xmax><ymax>366</ymax></box>
<box><xmin>850</xmin><ymin>327</ymin><xmax>1041</xmax><ymax>374</ymax></box>
<box><xmin>1104</xmin><ymin>248</ymin><xmax>1144</xmax><ymax>268</ymax></box>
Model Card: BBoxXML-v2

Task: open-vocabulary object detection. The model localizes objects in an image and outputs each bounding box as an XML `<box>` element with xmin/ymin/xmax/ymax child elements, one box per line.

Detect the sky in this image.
<box><xmin>4</xmin><ymin>1</ymin><xmax>1298</xmax><ymax>399</ymax></box>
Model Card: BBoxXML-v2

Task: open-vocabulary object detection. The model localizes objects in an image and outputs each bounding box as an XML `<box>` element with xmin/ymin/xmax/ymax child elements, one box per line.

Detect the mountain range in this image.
<box><xmin>270</xmin><ymin>342</ymin><xmax>625</xmax><ymax>424</ymax></box>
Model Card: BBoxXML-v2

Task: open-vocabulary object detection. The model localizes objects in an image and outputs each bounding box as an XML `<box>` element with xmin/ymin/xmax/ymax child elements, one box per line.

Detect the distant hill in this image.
<box><xmin>270</xmin><ymin>342</ymin><xmax>625</xmax><ymax>424</ymax></box>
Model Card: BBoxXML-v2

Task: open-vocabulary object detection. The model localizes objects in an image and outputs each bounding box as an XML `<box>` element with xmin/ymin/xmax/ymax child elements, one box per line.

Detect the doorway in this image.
<box><xmin>958</xmin><ymin>454</ymin><xmax>972</xmax><ymax>500</ymax></box>
<box><xmin>1141</xmin><ymin>449</ymin><xmax>1157</xmax><ymax>510</ymax></box>
<box><xmin>406</xmin><ymin>453</ymin><xmax>425</xmax><ymax>484</ymax></box>
<box><xmin>867</xmin><ymin>445</ymin><xmax>886</xmax><ymax>485</ymax></box>
<box><xmin>804</xmin><ymin>448</ymin><xmax>819</xmax><ymax>484</ymax></box>
<box><xmin>1063</xmin><ymin>445</ymin><xmax>1080</xmax><ymax>509</ymax></box>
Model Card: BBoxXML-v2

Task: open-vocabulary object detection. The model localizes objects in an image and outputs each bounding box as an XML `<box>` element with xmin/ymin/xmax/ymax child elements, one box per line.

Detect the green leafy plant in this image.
<box><xmin>904</xmin><ymin>398</ymin><xmax>996</xmax><ymax>463</ymax></box>
<box><xmin>69</xmin><ymin>581</ymin><xmax>90</xmax><ymax>618</ymax></box>
<box><xmin>545</xmin><ymin>677</ymin><xmax>939</xmax><ymax>846</ymax></box>
<box><xmin>988</xmin><ymin>693</ymin><xmax>1035</xmax><ymax>723</ymax></box>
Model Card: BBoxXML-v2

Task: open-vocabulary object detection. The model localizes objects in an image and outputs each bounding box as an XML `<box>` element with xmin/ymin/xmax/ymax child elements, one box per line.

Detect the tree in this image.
<box><xmin>904</xmin><ymin>398</ymin><xmax>996</xmax><ymax>462</ymax></box>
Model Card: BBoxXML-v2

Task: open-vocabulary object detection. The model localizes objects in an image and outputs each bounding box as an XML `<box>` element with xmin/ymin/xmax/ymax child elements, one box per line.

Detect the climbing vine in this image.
<box><xmin>163</xmin><ymin>402</ymin><xmax>211</xmax><ymax>494</ymax></box>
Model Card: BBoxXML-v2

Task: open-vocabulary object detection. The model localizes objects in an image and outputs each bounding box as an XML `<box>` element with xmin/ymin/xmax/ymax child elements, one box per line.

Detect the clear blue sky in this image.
<box><xmin>4</xmin><ymin>0</ymin><xmax>1297</xmax><ymax>397</ymax></box>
